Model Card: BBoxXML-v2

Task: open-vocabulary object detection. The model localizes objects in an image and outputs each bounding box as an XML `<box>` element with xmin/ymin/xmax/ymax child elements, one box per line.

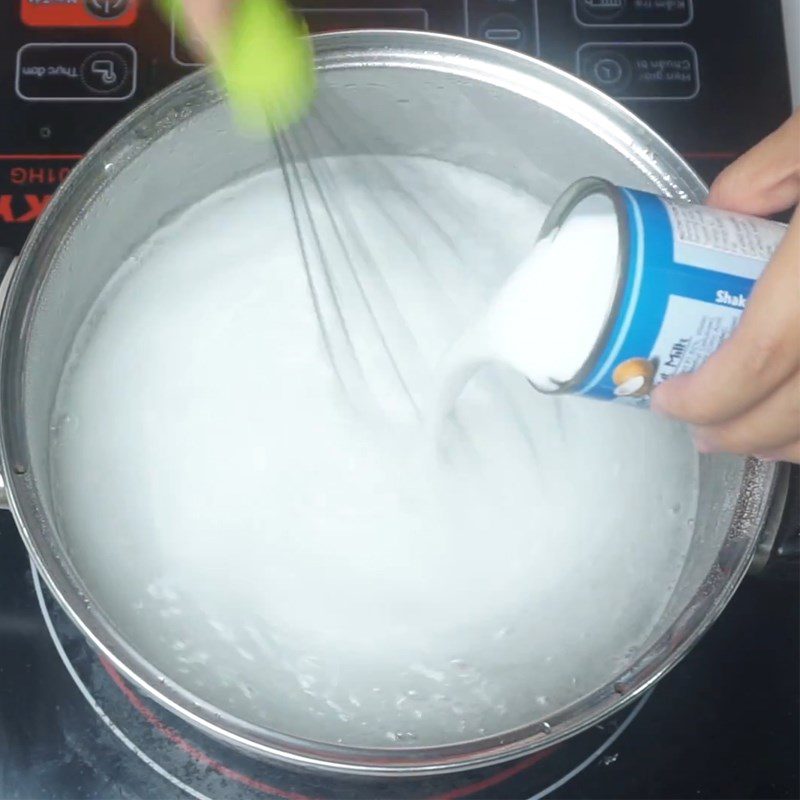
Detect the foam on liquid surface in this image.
<box><xmin>51</xmin><ymin>156</ymin><xmax>697</xmax><ymax>747</ymax></box>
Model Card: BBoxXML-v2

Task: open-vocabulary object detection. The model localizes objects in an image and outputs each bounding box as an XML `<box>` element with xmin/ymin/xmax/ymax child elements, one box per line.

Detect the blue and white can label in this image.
<box><xmin>569</xmin><ymin>183</ymin><xmax>786</xmax><ymax>405</ymax></box>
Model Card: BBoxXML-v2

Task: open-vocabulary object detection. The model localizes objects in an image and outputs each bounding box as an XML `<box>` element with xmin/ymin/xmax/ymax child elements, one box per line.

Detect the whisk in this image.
<box><xmin>270</xmin><ymin>99</ymin><xmax>477</xmax><ymax>424</ymax></box>
<box><xmin>161</xmin><ymin>0</ymin><xmax>548</xmax><ymax>436</ymax></box>
<box><xmin>273</xmin><ymin>135</ymin><xmax>420</xmax><ymax>420</ymax></box>
<box><xmin>269</xmin><ymin>91</ymin><xmax>553</xmax><ymax>466</ymax></box>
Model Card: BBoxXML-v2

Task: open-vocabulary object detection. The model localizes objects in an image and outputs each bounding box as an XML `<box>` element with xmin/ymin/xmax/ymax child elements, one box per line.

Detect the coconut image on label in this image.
<box><xmin>612</xmin><ymin>357</ymin><xmax>658</xmax><ymax>398</ymax></box>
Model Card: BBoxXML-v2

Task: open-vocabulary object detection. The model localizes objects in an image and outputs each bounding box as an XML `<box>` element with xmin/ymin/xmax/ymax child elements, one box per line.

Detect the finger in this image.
<box><xmin>180</xmin><ymin>0</ymin><xmax>235</xmax><ymax>56</ymax></box>
<box><xmin>755</xmin><ymin>440</ymin><xmax>800</xmax><ymax>465</ymax></box>
<box><xmin>652</xmin><ymin>209</ymin><xmax>800</xmax><ymax>425</ymax></box>
<box><xmin>690</xmin><ymin>371</ymin><xmax>800</xmax><ymax>455</ymax></box>
<box><xmin>708</xmin><ymin>111</ymin><xmax>800</xmax><ymax>216</ymax></box>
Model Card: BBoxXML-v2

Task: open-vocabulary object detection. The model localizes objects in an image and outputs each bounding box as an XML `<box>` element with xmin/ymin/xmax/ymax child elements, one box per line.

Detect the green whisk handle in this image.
<box><xmin>154</xmin><ymin>0</ymin><xmax>316</xmax><ymax>134</ymax></box>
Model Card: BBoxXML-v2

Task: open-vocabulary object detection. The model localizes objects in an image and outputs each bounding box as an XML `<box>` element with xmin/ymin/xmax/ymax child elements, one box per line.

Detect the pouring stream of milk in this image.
<box><xmin>433</xmin><ymin>193</ymin><xmax>620</xmax><ymax>428</ymax></box>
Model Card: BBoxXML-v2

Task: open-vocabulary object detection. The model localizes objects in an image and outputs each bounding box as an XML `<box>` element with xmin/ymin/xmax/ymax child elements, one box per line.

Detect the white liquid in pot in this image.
<box><xmin>51</xmin><ymin>156</ymin><xmax>697</xmax><ymax>747</ymax></box>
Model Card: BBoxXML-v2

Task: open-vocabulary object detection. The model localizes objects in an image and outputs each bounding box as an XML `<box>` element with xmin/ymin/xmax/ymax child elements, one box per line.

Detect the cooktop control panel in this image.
<box><xmin>0</xmin><ymin>0</ymin><xmax>793</xmax><ymax>251</ymax></box>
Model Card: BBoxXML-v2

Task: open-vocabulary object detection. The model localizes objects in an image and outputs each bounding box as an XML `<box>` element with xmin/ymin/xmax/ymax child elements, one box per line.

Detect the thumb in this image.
<box><xmin>650</xmin><ymin>371</ymin><xmax>700</xmax><ymax>420</ymax></box>
<box><xmin>707</xmin><ymin>110</ymin><xmax>800</xmax><ymax>216</ymax></box>
<box><xmin>160</xmin><ymin>0</ymin><xmax>236</xmax><ymax>59</ymax></box>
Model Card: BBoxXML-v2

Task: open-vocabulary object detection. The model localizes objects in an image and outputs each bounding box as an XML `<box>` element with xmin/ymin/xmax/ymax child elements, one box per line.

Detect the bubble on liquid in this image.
<box><xmin>387</xmin><ymin>731</ymin><xmax>417</xmax><ymax>743</ymax></box>
<box><xmin>298</xmin><ymin>674</ymin><xmax>314</xmax><ymax>690</ymax></box>
<box><xmin>235</xmin><ymin>647</ymin><xmax>256</xmax><ymax>662</ymax></box>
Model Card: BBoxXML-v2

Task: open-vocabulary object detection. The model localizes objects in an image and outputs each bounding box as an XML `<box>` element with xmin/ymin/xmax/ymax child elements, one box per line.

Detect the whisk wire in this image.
<box><xmin>275</xmin><ymin>123</ymin><xmax>425</xmax><ymax>418</ymax></box>
<box><xmin>272</xmin><ymin>94</ymin><xmax>545</xmax><ymax>461</ymax></box>
<box><xmin>289</xmin><ymin>122</ymin><xmax>425</xmax><ymax>417</ymax></box>
<box><xmin>273</xmin><ymin>130</ymin><xmax>362</xmax><ymax>394</ymax></box>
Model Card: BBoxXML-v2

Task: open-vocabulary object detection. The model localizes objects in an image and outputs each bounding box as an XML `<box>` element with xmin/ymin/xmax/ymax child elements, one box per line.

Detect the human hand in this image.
<box><xmin>161</xmin><ymin>0</ymin><xmax>236</xmax><ymax>59</ymax></box>
<box><xmin>156</xmin><ymin>0</ymin><xmax>315</xmax><ymax>130</ymax></box>
<box><xmin>651</xmin><ymin>111</ymin><xmax>800</xmax><ymax>463</ymax></box>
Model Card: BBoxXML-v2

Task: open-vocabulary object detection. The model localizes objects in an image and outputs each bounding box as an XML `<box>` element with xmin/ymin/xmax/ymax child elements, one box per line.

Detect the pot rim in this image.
<box><xmin>0</xmin><ymin>29</ymin><xmax>780</xmax><ymax>775</ymax></box>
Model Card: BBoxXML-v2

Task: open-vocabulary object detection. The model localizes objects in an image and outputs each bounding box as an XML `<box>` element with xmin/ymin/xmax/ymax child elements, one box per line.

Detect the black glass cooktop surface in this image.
<box><xmin>0</xmin><ymin>2</ymin><xmax>798</xmax><ymax>798</ymax></box>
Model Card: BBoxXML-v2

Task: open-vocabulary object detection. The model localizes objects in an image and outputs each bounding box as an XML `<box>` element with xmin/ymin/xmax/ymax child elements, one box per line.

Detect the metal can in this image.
<box><xmin>542</xmin><ymin>177</ymin><xmax>788</xmax><ymax>404</ymax></box>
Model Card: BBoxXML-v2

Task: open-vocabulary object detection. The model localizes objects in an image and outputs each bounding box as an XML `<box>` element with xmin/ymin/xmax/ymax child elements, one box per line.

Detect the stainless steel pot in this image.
<box><xmin>0</xmin><ymin>31</ymin><xmax>790</xmax><ymax>775</ymax></box>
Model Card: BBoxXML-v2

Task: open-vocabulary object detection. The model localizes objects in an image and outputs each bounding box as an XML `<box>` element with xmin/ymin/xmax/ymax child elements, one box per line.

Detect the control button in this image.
<box><xmin>478</xmin><ymin>13</ymin><xmax>528</xmax><ymax>51</ymax></box>
<box><xmin>574</xmin><ymin>0</ymin><xmax>692</xmax><ymax>27</ymax></box>
<box><xmin>466</xmin><ymin>1</ymin><xmax>538</xmax><ymax>55</ymax></box>
<box><xmin>577</xmin><ymin>43</ymin><xmax>698</xmax><ymax>100</ymax></box>
<box><xmin>301</xmin><ymin>8</ymin><xmax>429</xmax><ymax>33</ymax></box>
<box><xmin>80</xmin><ymin>50</ymin><xmax>129</xmax><ymax>94</ymax></box>
<box><xmin>576</xmin><ymin>0</ymin><xmax>626</xmax><ymax>22</ymax></box>
<box><xmin>593</xmin><ymin>55</ymin><xmax>628</xmax><ymax>86</ymax></box>
<box><xmin>16</xmin><ymin>44</ymin><xmax>137</xmax><ymax>102</ymax></box>
<box><xmin>484</xmin><ymin>27</ymin><xmax>523</xmax><ymax>44</ymax></box>
<box><xmin>84</xmin><ymin>0</ymin><xmax>130</xmax><ymax>19</ymax></box>
<box><xmin>21</xmin><ymin>0</ymin><xmax>138</xmax><ymax>27</ymax></box>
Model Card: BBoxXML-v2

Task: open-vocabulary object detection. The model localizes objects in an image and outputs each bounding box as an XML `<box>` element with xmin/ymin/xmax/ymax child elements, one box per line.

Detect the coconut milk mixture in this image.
<box><xmin>51</xmin><ymin>156</ymin><xmax>697</xmax><ymax>747</ymax></box>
